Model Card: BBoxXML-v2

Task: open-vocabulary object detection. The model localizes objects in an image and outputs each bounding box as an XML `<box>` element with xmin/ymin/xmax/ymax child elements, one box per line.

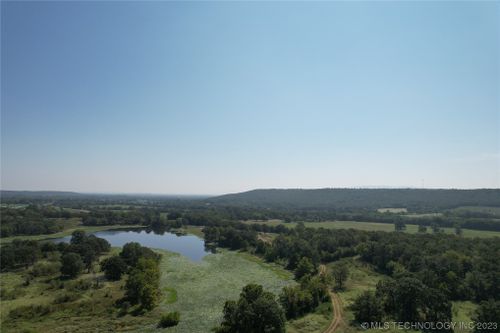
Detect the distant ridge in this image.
<box><xmin>0</xmin><ymin>190</ymin><xmax>209</xmax><ymax>200</ymax></box>
<box><xmin>1</xmin><ymin>190</ymin><xmax>83</xmax><ymax>198</ymax></box>
<box><xmin>0</xmin><ymin>190</ymin><xmax>83</xmax><ymax>195</ymax></box>
<box><xmin>207</xmin><ymin>188</ymin><xmax>500</xmax><ymax>209</ymax></box>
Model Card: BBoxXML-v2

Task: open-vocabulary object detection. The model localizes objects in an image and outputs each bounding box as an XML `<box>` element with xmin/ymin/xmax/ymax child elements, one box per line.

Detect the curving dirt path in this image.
<box><xmin>320</xmin><ymin>265</ymin><xmax>345</xmax><ymax>333</ymax></box>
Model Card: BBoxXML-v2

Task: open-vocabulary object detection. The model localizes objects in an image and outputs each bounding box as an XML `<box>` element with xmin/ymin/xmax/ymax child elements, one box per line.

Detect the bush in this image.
<box><xmin>100</xmin><ymin>255</ymin><xmax>127</xmax><ymax>280</ymax></box>
<box><xmin>351</xmin><ymin>290</ymin><xmax>383</xmax><ymax>323</ymax></box>
<box><xmin>54</xmin><ymin>292</ymin><xmax>80</xmax><ymax>304</ymax></box>
<box><xmin>48</xmin><ymin>279</ymin><xmax>65</xmax><ymax>290</ymax></box>
<box><xmin>30</xmin><ymin>262</ymin><xmax>61</xmax><ymax>277</ymax></box>
<box><xmin>119</xmin><ymin>301</ymin><xmax>131</xmax><ymax>315</ymax></box>
<box><xmin>60</xmin><ymin>252</ymin><xmax>84</xmax><ymax>278</ymax></box>
<box><xmin>65</xmin><ymin>278</ymin><xmax>92</xmax><ymax>291</ymax></box>
<box><xmin>158</xmin><ymin>311</ymin><xmax>180</xmax><ymax>328</ymax></box>
<box><xmin>9</xmin><ymin>304</ymin><xmax>53</xmax><ymax>319</ymax></box>
<box><xmin>0</xmin><ymin>287</ymin><xmax>24</xmax><ymax>300</ymax></box>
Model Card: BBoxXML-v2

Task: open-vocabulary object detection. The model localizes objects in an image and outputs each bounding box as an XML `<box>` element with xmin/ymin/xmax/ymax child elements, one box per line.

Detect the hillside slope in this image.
<box><xmin>208</xmin><ymin>188</ymin><xmax>500</xmax><ymax>210</ymax></box>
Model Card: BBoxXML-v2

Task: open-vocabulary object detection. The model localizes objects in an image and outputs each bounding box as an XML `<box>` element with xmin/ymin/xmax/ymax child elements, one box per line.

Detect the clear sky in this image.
<box><xmin>1</xmin><ymin>1</ymin><xmax>499</xmax><ymax>194</ymax></box>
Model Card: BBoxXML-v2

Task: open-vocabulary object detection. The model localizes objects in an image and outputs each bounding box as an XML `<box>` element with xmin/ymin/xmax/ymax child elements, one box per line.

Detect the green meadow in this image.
<box><xmin>244</xmin><ymin>219</ymin><xmax>500</xmax><ymax>238</ymax></box>
<box><xmin>0</xmin><ymin>247</ymin><xmax>293</xmax><ymax>333</ymax></box>
<box><xmin>150</xmin><ymin>249</ymin><xmax>294</xmax><ymax>333</ymax></box>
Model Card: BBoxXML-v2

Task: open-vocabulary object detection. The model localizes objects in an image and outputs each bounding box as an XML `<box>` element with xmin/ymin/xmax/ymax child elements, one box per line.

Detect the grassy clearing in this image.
<box><xmin>452</xmin><ymin>206</ymin><xmax>500</xmax><ymax>216</ymax></box>
<box><xmin>147</xmin><ymin>249</ymin><xmax>294</xmax><ymax>333</ymax></box>
<box><xmin>328</xmin><ymin>258</ymin><xmax>384</xmax><ymax>323</ymax></box>
<box><xmin>286</xmin><ymin>301</ymin><xmax>332</xmax><ymax>333</ymax></box>
<box><xmin>180</xmin><ymin>225</ymin><xmax>204</xmax><ymax>238</ymax></box>
<box><xmin>404</xmin><ymin>213</ymin><xmax>443</xmax><ymax>218</ymax></box>
<box><xmin>377</xmin><ymin>208</ymin><xmax>408</xmax><ymax>213</ymax></box>
<box><xmin>326</xmin><ymin>258</ymin><xmax>420</xmax><ymax>333</ymax></box>
<box><xmin>0</xmin><ymin>224</ymin><xmax>144</xmax><ymax>244</ymax></box>
<box><xmin>163</xmin><ymin>287</ymin><xmax>178</xmax><ymax>304</ymax></box>
<box><xmin>452</xmin><ymin>301</ymin><xmax>477</xmax><ymax>333</ymax></box>
<box><xmin>243</xmin><ymin>220</ymin><xmax>500</xmax><ymax>238</ymax></box>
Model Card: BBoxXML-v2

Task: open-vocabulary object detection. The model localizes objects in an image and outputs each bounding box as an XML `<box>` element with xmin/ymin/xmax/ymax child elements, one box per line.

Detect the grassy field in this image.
<box><xmin>179</xmin><ymin>225</ymin><xmax>204</xmax><ymax>238</ymax></box>
<box><xmin>403</xmin><ymin>212</ymin><xmax>443</xmax><ymax>218</ymax></box>
<box><xmin>243</xmin><ymin>219</ymin><xmax>500</xmax><ymax>238</ymax></box>
<box><xmin>286</xmin><ymin>301</ymin><xmax>332</xmax><ymax>333</ymax></box>
<box><xmin>452</xmin><ymin>206</ymin><xmax>500</xmax><ymax>216</ymax></box>
<box><xmin>452</xmin><ymin>301</ymin><xmax>478</xmax><ymax>333</ymax></box>
<box><xmin>377</xmin><ymin>208</ymin><xmax>408</xmax><ymax>213</ymax></box>
<box><xmin>0</xmin><ymin>247</ymin><xmax>294</xmax><ymax>333</ymax></box>
<box><xmin>143</xmin><ymin>249</ymin><xmax>294</xmax><ymax>333</ymax></box>
<box><xmin>327</xmin><ymin>258</ymin><xmax>388</xmax><ymax>333</ymax></box>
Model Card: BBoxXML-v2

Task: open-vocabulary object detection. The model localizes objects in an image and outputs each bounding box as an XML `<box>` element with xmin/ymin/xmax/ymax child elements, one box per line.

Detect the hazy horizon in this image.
<box><xmin>1</xmin><ymin>186</ymin><xmax>499</xmax><ymax>198</ymax></box>
<box><xmin>2</xmin><ymin>1</ymin><xmax>499</xmax><ymax>194</ymax></box>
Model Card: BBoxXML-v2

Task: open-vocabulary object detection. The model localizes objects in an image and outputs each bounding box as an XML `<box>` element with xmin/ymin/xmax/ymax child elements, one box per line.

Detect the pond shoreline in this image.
<box><xmin>51</xmin><ymin>227</ymin><xmax>211</xmax><ymax>262</ymax></box>
<box><xmin>0</xmin><ymin>224</ymin><xmax>146</xmax><ymax>244</ymax></box>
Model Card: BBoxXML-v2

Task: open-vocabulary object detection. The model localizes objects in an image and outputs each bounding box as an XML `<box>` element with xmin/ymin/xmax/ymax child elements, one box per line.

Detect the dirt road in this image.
<box><xmin>320</xmin><ymin>265</ymin><xmax>345</xmax><ymax>333</ymax></box>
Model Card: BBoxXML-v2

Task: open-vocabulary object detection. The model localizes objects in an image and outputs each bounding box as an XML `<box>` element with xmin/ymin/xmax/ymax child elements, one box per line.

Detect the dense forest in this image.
<box><xmin>0</xmin><ymin>205</ymin><xmax>79</xmax><ymax>237</ymax></box>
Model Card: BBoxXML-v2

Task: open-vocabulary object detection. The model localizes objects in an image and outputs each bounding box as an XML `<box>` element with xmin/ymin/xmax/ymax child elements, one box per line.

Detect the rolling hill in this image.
<box><xmin>207</xmin><ymin>188</ymin><xmax>500</xmax><ymax>210</ymax></box>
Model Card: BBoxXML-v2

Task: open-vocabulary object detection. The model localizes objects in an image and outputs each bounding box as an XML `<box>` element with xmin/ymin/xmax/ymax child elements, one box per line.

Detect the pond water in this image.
<box><xmin>53</xmin><ymin>229</ymin><xmax>210</xmax><ymax>262</ymax></box>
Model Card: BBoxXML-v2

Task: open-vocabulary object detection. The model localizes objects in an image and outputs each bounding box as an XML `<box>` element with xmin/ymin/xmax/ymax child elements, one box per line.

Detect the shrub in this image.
<box><xmin>9</xmin><ymin>304</ymin><xmax>53</xmax><ymax>319</ymax></box>
<box><xmin>48</xmin><ymin>279</ymin><xmax>65</xmax><ymax>290</ymax></box>
<box><xmin>54</xmin><ymin>292</ymin><xmax>80</xmax><ymax>304</ymax></box>
<box><xmin>120</xmin><ymin>301</ymin><xmax>131</xmax><ymax>312</ymax></box>
<box><xmin>0</xmin><ymin>287</ymin><xmax>24</xmax><ymax>300</ymax></box>
<box><xmin>158</xmin><ymin>311</ymin><xmax>180</xmax><ymax>328</ymax></box>
<box><xmin>60</xmin><ymin>252</ymin><xmax>84</xmax><ymax>278</ymax></box>
<box><xmin>100</xmin><ymin>255</ymin><xmax>127</xmax><ymax>280</ymax></box>
<box><xmin>65</xmin><ymin>278</ymin><xmax>92</xmax><ymax>291</ymax></box>
<box><xmin>30</xmin><ymin>262</ymin><xmax>61</xmax><ymax>277</ymax></box>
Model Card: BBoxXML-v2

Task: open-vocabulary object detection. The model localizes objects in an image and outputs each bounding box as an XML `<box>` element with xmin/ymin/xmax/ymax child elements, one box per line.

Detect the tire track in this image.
<box><xmin>320</xmin><ymin>265</ymin><xmax>345</xmax><ymax>333</ymax></box>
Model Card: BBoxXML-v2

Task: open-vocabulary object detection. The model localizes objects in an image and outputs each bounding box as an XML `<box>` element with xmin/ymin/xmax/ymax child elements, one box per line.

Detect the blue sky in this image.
<box><xmin>1</xmin><ymin>1</ymin><xmax>499</xmax><ymax>194</ymax></box>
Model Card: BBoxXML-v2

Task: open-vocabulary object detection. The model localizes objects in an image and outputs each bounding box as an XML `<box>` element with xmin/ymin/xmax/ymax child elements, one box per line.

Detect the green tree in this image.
<box><xmin>418</xmin><ymin>225</ymin><xmax>427</xmax><ymax>233</ymax></box>
<box><xmin>295</xmin><ymin>257</ymin><xmax>315</xmax><ymax>279</ymax></box>
<box><xmin>394</xmin><ymin>221</ymin><xmax>406</xmax><ymax>232</ymax></box>
<box><xmin>377</xmin><ymin>277</ymin><xmax>426</xmax><ymax>322</ymax></box>
<box><xmin>331</xmin><ymin>262</ymin><xmax>349</xmax><ymax>290</ymax></box>
<box><xmin>0</xmin><ymin>240</ymin><xmax>41</xmax><ymax>270</ymax></box>
<box><xmin>70</xmin><ymin>230</ymin><xmax>86</xmax><ymax>245</ymax></box>
<box><xmin>100</xmin><ymin>255</ymin><xmax>127</xmax><ymax>280</ymax></box>
<box><xmin>158</xmin><ymin>311</ymin><xmax>180</xmax><ymax>328</ymax></box>
<box><xmin>120</xmin><ymin>242</ymin><xmax>143</xmax><ymax>267</ymax></box>
<box><xmin>125</xmin><ymin>258</ymin><xmax>160</xmax><ymax>310</ymax></box>
<box><xmin>60</xmin><ymin>252</ymin><xmax>84</xmax><ymax>278</ymax></box>
<box><xmin>120</xmin><ymin>242</ymin><xmax>159</xmax><ymax>267</ymax></box>
<box><xmin>80</xmin><ymin>243</ymin><xmax>97</xmax><ymax>273</ymax></box>
<box><xmin>473</xmin><ymin>300</ymin><xmax>500</xmax><ymax>333</ymax></box>
<box><xmin>351</xmin><ymin>291</ymin><xmax>383</xmax><ymax>323</ymax></box>
<box><xmin>216</xmin><ymin>284</ymin><xmax>285</xmax><ymax>333</ymax></box>
<box><xmin>431</xmin><ymin>223</ymin><xmax>441</xmax><ymax>233</ymax></box>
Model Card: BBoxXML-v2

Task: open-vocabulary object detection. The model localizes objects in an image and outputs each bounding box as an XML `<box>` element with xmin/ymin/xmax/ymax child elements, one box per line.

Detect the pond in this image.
<box><xmin>53</xmin><ymin>228</ymin><xmax>211</xmax><ymax>262</ymax></box>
